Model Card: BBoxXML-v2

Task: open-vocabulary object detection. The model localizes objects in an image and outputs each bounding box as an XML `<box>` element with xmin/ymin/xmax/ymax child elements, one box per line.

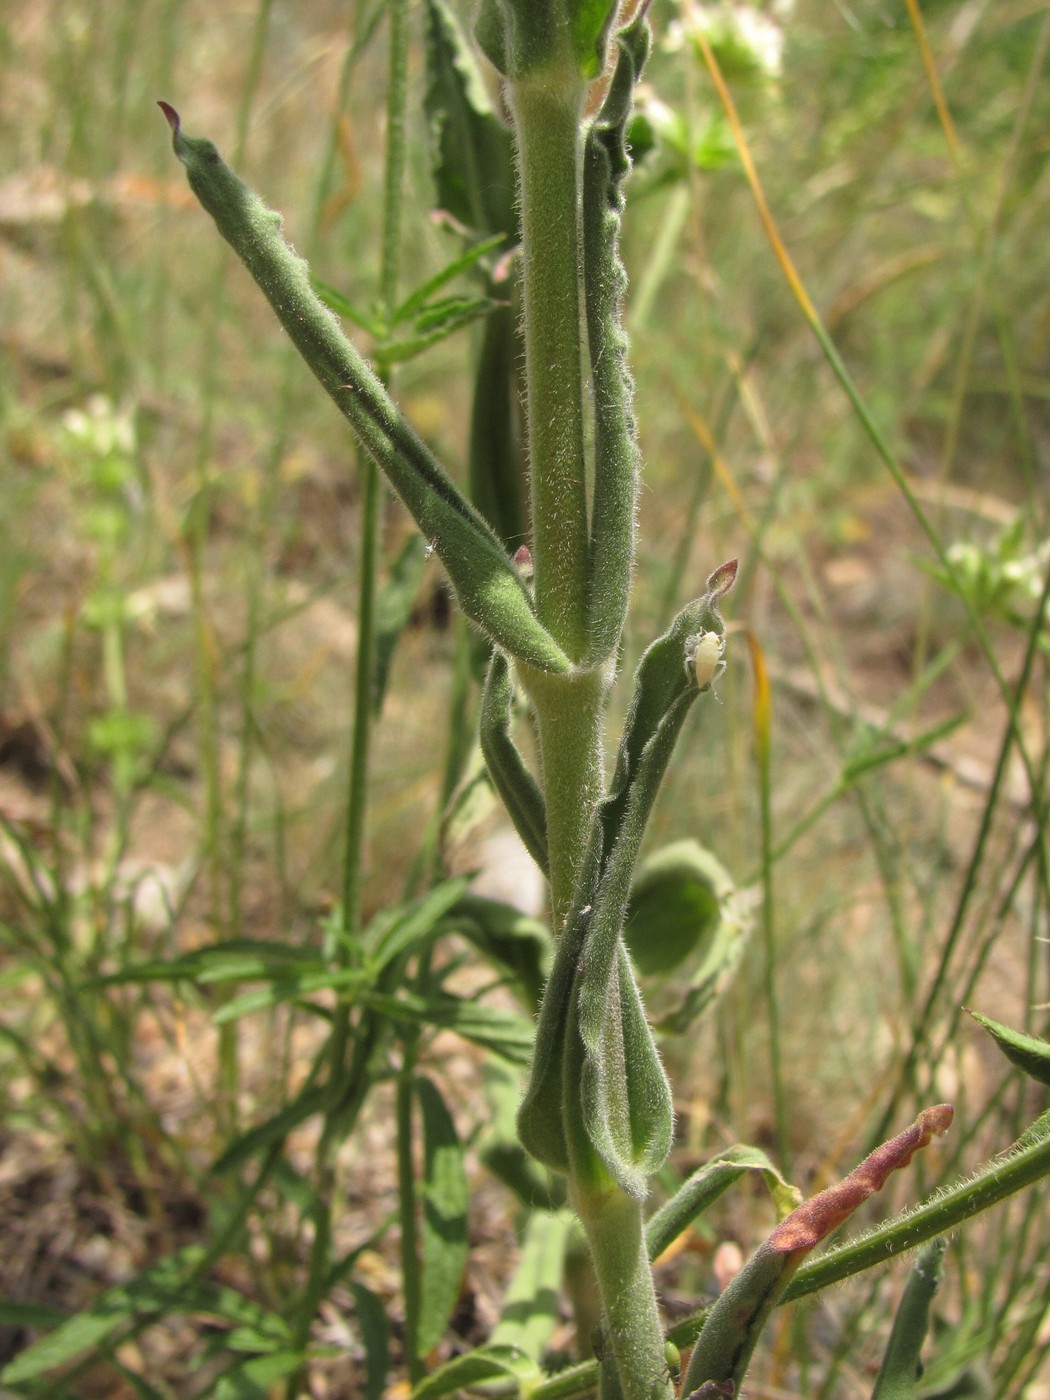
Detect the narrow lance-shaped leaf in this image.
<box><xmin>159</xmin><ymin>104</ymin><xmax>568</xmax><ymax>676</ymax></box>
<box><xmin>681</xmin><ymin>1106</ymin><xmax>954</xmax><ymax>1397</ymax></box>
<box><xmin>350</xmin><ymin>1282</ymin><xmax>390</xmax><ymax>1400</ymax></box>
<box><xmin>423</xmin><ymin>0</ymin><xmax>525</xmax><ymax>549</ymax></box>
<box><xmin>582</xmin><ymin>13</ymin><xmax>650</xmax><ymax>665</ymax></box>
<box><xmin>415</xmin><ymin>1077</ymin><xmax>469</xmax><ymax>1357</ymax></box>
<box><xmin>645</xmin><ymin>1145</ymin><xmax>798</xmax><ymax>1264</ymax></box>
<box><xmin>870</xmin><ymin>1237</ymin><xmax>948</xmax><ymax>1400</ymax></box>
<box><xmin>423</xmin><ymin>0</ymin><xmax>516</xmax><ymax>239</ymax></box>
<box><xmin>479</xmin><ymin>650</ymin><xmax>549</xmax><ymax>876</ymax></box>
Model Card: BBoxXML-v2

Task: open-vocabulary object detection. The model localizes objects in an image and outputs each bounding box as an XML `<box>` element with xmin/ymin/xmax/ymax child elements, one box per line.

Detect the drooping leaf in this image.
<box><xmin>409</xmin><ymin>1344</ymin><xmax>535</xmax><ymax>1399</ymax></box>
<box><xmin>416</xmin><ymin>1077</ymin><xmax>470</xmax><ymax>1357</ymax></box>
<box><xmin>645</xmin><ymin>1145</ymin><xmax>798</xmax><ymax>1264</ymax></box>
<box><xmin>520</xmin><ymin>571</ymin><xmax>739</xmax><ymax>1191</ymax></box>
<box><xmin>479</xmin><ymin>1059</ymin><xmax>564</xmax><ymax>1210</ymax></box>
<box><xmin>575</xmin><ymin>940</ymin><xmax>673</xmax><ymax>1196</ymax></box>
<box><xmin>479</xmin><ymin>650</ymin><xmax>549</xmax><ymax>877</ymax></box>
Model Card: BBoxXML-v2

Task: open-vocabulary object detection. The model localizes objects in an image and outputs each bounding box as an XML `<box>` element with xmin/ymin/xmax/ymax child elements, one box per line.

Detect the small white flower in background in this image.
<box><xmin>668</xmin><ymin>1</ymin><xmax>788</xmax><ymax>80</ymax></box>
<box><xmin>61</xmin><ymin>393</ymin><xmax>136</xmax><ymax>459</ymax></box>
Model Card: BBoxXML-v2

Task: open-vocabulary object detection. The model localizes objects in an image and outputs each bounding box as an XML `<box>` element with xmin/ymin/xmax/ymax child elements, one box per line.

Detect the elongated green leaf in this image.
<box><xmin>519</xmin><ymin>586</ymin><xmax>722</xmax><ymax>1180</ymax></box>
<box><xmin>214</xmin><ymin>1351</ymin><xmax>305</xmax><ymax>1400</ymax></box>
<box><xmin>395</xmin><ymin>236</ymin><xmax>507</xmax><ymax>321</ymax></box>
<box><xmin>480</xmin><ymin>1059</ymin><xmax>564</xmax><ymax>1210</ymax></box>
<box><xmin>409</xmin><ymin>1344</ymin><xmax>535</xmax><ymax>1399</ymax></box>
<box><xmin>479</xmin><ymin>650</ymin><xmax>549</xmax><ymax>876</ymax></box>
<box><xmin>645</xmin><ymin>1146</ymin><xmax>797</xmax><ymax>1264</ymax></box>
<box><xmin>516</xmin><ymin>902</ymin><xmax>590</xmax><ymax>1176</ymax></box>
<box><xmin>489</xmin><ymin>1209</ymin><xmax>574</xmax><ymax>1360</ymax></box>
<box><xmin>381</xmin><ymin>296</ymin><xmax>504</xmax><ymax>364</ymax></box>
<box><xmin>210</xmin><ymin>968</ymin><xmax>366</xmax><ymax>1026</ymax></box>
<box><xmin>970</xmin><ymin>1011</ymin><xmax>1050</xmax><ymax>1088</ymax></box>
<box><xmin>0</xmin><ymin>1295</ymin><xmax>132</xmax><ymax>1383</ymax></box>
<box><xmin>351</xmin><ymin>1282</ymin><xmax>390</xmax><ymax>1400</ymax></box>
<box><xmin>582</xmin><ymin>12</ymin><xmax>650</xmax><ymax>665</ymax></box>
<box><xmin>871</xmin><ymin>1238</ymin><xmax>948</xmax><ymax>1400</ymax></box>
<box><xmin>367</xmin><ymin>876</ymin><xmax>473</xmax><ymax>972</ymax></box>
<box><xmin>576</xmin><ymin>940</ymin><xmax>673</xmax><ymax>1196</ymax></box>
<box><xmin>416</xmin><ymin>1077</ymin><xmax>470</xmax><ymax>1355</ymax></box>
<box><xmin>365</xmin><ymin>992</ymin><xmax>535</xmax><ymax>1064</ymax></box>
<box><xmin>0</xmin><ymin>1250</ymin><xmax>291</xmax><ymax>1385</ymax></box>
<box><xmin>424</xmin><ymin>0</ymin><xmax>516</xmax><ymax>238</ymax></box>
<box><xmin>211</xmin><ymin>1085</ymin><xmax>328</xmax><ymax>1174</ymax></box>
<box><xmin>161</xmin><ymin>105</ymin><xmax>568</xmax><ymax>676</ymax></box>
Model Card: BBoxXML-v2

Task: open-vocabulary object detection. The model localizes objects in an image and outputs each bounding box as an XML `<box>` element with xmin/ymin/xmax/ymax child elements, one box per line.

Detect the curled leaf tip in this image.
<box><xmin>157</xmin><ymin>100</ymin><xmax>180</xmax><ymax>137</ymax></box>
<box><xmin>707</xmin><ymin>559</ymin><xmax>738</xmax><ymax>600</ymax></box>
<box><xmin>769</xmin><ymin>1104</ymin><xmax>954</xmax><ymax>1257</ymax></box>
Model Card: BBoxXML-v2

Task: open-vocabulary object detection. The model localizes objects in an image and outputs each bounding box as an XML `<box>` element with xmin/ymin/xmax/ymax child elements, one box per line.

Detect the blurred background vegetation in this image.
<box><xmin>1</xmin><ymin>0</ymin><xmax>1048</xmax><ymax>1395</ymax></box>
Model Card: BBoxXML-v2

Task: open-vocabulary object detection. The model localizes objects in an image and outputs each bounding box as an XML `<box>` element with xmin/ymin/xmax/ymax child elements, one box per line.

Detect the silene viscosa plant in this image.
<box><xmin>152</xmin><ymin>2</ymin><xmax>1050</xmax><ymax>1397</ymax></box>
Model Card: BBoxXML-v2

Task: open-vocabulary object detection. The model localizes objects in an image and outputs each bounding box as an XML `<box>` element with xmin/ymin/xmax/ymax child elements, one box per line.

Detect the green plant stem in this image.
<box><xmin>508</xmin><ymin>71</ymin><xmax>590</xmax><ymax>658</ymax></box>
<box><xmin>572</xmin><ymin>1183</ymin><xmax>674</xmax><ymax>1400</ymax></box>
<box><xmin>396</xmin><ymin>1067</ymin><xmax>424</xmax><ymax>1382</ymax></box>
<box><xmin>380</xmin><ymin>0</ymin><xmax>410</xmax><ymax>317</ymax></box>
<box><xmin>522</xmin><ymin>664</ymin><xmax>607</xmax><ymax>933</ymax></box>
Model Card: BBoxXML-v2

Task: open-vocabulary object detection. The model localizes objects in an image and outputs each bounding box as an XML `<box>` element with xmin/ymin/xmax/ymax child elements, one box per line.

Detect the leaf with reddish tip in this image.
<box><xmin>681</xmin><ymin>1106</ymin><xmax>954</xmax><ymax>1397</ymax></box>
<box><xmin>769</xmin><ymin>1105</ymin><xmax>954</xmax><ymax>1258</ymax></box>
